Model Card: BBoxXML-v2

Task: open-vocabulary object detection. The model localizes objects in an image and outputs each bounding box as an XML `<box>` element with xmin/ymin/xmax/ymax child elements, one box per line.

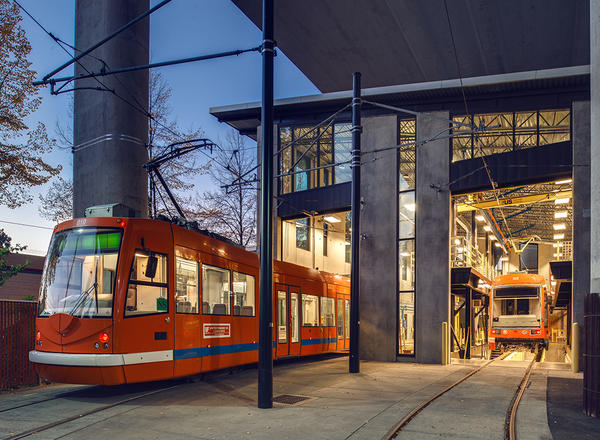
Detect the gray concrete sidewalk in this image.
<box><xmin>1</xmin><ymin>356</ymin><xmax>596</xmax><ymax>439</ymax></box>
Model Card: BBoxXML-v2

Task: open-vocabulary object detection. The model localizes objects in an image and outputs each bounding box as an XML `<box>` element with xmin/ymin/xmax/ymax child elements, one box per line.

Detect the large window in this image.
<box><xmin>451</xmin><ymin>109</ymin><xmax>570</xmax><ymax>162</ymax></box>
<box><xmin>176</xmin><ymin>257</ymin><xmax>198</xmax><ymax>314</ymax></box>
<box><xmin>125</xmin><ymin>251</ymin><xmax>168</xmax><ymax>316</ymax></box>
<box><xmin>38</xmin><ymin>228</ymin><xmax>121</xmax><ymax>318</ymax></box>
<box><xmin>233</xmin><ymin>271</ymin><xmax>255</xmax><ymax>316</ymax></box>
<box><xmin>398</xmin><ymin>118</ymin><xmax>416</xmax><ymax>355</ymax></box>
<box><xmin>302</xmin><ymin>294</ymin><xmax>319</xmax><ymax>326</ymax></box>
<box><xmin>202</xmin><ymin>264</ymin><xmax>230</xmax><ymax>315</ymax></box>
<box><xmin>296</xmin><ymin>217</ymin><xmax>310</xmax><ymax>251</ymax></box>
<box><xmin>320</xmin><ymin>297</ymin><xmax>335</xmax><ymax>327</ymax></box>
<box><xmin>279</xmin><ymin>123</ymin><xmax>352</xmax><ymax>194</ymax></box>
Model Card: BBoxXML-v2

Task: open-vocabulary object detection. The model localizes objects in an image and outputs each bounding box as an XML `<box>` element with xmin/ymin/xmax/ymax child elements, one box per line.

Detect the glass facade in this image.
<box><xmin>279</xmin><ymin>123</ymin><xmax>353</xmax><ymax>194</ymax></box>
<box><xmin>398</xmin><ymin>118</ymin><xmax>416</xmax><ymax>355</ymax></box>
<box><xmin>451</xmin><ymin>109</ymin><xmax>570</xmax><ymax>162</ymax></box>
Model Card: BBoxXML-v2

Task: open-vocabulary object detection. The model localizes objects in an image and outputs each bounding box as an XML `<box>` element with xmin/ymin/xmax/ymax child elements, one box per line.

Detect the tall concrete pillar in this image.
<box><xmin>572</xmin><ymin>100</ymin><xmax>590</xmax><ymax>368</ymax></box>
<box><xmin>359</xmin><ymin>115</ymin><xmax>397</xmax><ymax>361</ymax></box>
<box><xmin>415</xmin><ymin>111</ymin><xmax>450</xmax><ymax>364</ymax></box>
<box><xmin>73</xmin><ymin>0</ymin><xmax>150</xmax><ymax>218</ymax></box>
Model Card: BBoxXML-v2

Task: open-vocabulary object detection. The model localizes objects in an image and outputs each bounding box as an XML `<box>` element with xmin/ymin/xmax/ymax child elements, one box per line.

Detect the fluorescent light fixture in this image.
<box><xmin>475</xmin><ymin>215</ymin><xmax>485</xmax><ymax>222</ymax></box>
<box><xmin>405</xmin><ymin>203</ymin><xmax>416</xmax><ymax>212</ymax></box>
<box><xmin>483</xmin><ymin>225</ymin><xmax>492</xmax><ymax>232</ymax></box>
<box><xmin>457</xmin><ymin>247</ymin><xmax>464</xmax><ymax>253</ymax></box>
<box><xmin>488</xmin><ymin>235</ymin><xmax>497</xmax><ymax>240</ymax></box>
<box><xmin>323</xmin><ymin>216</ymin><xmax>340</xmax><ymax>223</ymax></box>
<box><xmin>553</xmin><ymin>253</ymin><xmax>558</xmax><ymax>257</ymax></box>
<box><xmin>400</xmin><ymin>252</ymin><xmax>410</xmax><ymax>257</ymax></box>
<box><xmin>345</xmin><ymin>241</ymin><xmax>351</xmax><ymax>246</ymax></box>
<box><xmin>554</xmin><ymin>211</ymin><xmax>568</xmax><ymax>219</ymax></box>
<box><xmin>553</xmin><ymin>243</ymin><xmax>558</xmax><ymax>248</ymax></box>
<box><xmin>555</xmin><ymin>197</ymin><xmax>570</xmax><ymax>204</ymax></box>
<box><xmin>551</xmin><ymin>281</ymin><xmax>557</xmax><ymax>286</ymax></box>
<box><xmin>500</xmin><ymin>257</ymin><xmax>508</xmax><ymax>262</ymax></box>
<box><xmin>553</xmin><ymin>233</ymin><xmax>565</xmax><ymax>240</ymax></box>
<box><xmin>554</xmin><ymin>178</ymin><xmax>572</xmax><ymax>185</ymax></box>
<box><xmin>454</xmin><ymin>238</ymin><xmax>460</xmax><ymax>245</ymax></box>
<box><xmin>495</xmin><ymin>242</ymin><xmax>502</xmax><ymax>248</ymax></box>
<box><xmin>553</xmin><ymin>223</ymin><xmax>566</xmax><ymax>230</ymax></box>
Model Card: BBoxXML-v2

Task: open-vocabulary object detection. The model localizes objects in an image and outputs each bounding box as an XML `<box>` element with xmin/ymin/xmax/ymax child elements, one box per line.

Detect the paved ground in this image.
<box><xmin>0</xmin><ymin>354</ymin><xmax>596</xmax><ymax>439</ymax></box>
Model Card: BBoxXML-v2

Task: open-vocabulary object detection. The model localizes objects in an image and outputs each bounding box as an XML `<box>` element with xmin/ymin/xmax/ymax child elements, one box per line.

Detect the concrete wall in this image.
<box><xmin>572</xmin><ymin>100</ymin><xmax>590</xmax><ymax>365</ymax></box>
<box><xmin>73</xmin><ymin>0</ymin><xmax>150</xmax><ymax>218</ymax></box>
<box><xmin>359</xmin><ymin>115</ymin><xmax>398</xmax><ymax>361</ymax></box>
<box><xmin>415</xmin><ymin>111</ymin><xmax>450</xmax><ymax>364</ymax></box>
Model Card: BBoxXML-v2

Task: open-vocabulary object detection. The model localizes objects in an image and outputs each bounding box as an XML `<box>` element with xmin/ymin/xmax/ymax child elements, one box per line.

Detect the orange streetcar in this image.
<box><xmin>489</xmin><ymin>273</ymin><xmax>549</xmax><ymax>351</ymax></box>
<box><xmin>30</xmin><ymin>217</ymin><xmax>350</xmax><ymax>385</ymax></box>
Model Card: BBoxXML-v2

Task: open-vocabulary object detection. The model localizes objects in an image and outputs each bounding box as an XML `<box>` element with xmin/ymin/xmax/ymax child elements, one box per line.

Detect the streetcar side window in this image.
<box><xmin>176</xmin><ymin>257</ymin><xmax>199</xmax><ymax>314</ymax></box>
<box><xmin>125</xmin><ymin>251</ymin><xmax>168</xmax><ymax>316</ymax></box>
<box><xmin>320</xmin><ymin>297</ymin><xmax>335</xmax><ymax>326</ymax></box>
<box><xmin>302</xmin><ymin>294</ymin><xmax>319</xmax><ymax>326</ymax></box>
<box><xmin>202</xmin><ymin>264</ymin><xmax>230</xmax><ymax>315</ymax></box>
<box><xmin>232</xmin><ymin>271</ymin><xmax>255</xmax><ymax>316</ymax></box>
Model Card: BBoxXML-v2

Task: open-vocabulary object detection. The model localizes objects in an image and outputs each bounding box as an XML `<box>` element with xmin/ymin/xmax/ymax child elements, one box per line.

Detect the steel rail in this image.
<box><xmin>506</xmin><ymin>349</ymin><xmax>540</xmax><ymax>440</ymax></box>
<box><xmin>381</xmin><ymin>351</ymin><xmax>512</xmax><ymax>440</ymax></box>
<box><xmin>5</xmin><ymin>384</ymin><xmax>180</xmax><ymax>440</ymax></box>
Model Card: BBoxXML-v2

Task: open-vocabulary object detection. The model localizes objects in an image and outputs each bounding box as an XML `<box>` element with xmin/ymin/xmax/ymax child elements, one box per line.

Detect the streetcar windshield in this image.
<box><xmin>38</xmin><ymin>228</ymin><xmax>122</xmax><ymax>318</ymax></box>
<box><xmin>492</xmin><ymin>285</ymin><xmax>541</xmax><ymax>327</ymax></box>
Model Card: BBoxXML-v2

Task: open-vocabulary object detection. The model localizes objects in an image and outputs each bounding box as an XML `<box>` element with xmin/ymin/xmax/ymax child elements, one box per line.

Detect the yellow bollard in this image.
<box><xmin>572</xmin><ymin>322</ymin><xmax>580</xmax><ymax>373</ymax></box>
<box><xmin>442</xmin><ymin>322</ymin><xmax>449</xmax><ymax>365</ymax></box>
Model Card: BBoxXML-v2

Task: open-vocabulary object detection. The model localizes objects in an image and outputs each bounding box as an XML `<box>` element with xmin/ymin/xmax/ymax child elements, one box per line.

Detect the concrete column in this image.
<box><xmin>73</xmin><ymin>0</ymin><xmax>149</xmax><ymax>218</ymax></box>
<box><xmin>415</xmin><ymin>111</ymin><xmax>450</xmax><ymax>364</ymax></box>
<box><xmin>256</xmin><ymin>125</ymin><xmax>279</xmax><ymax>258</ymax></box>
<box><xmin>572</xmin><ymin>101</ymin><xmax>590</xmax><ymax>364</ymax></box>
<box><xmin>591</xmin><ymin>1</ymin><xmax>600</xmax><ymax>293</ymax></box>
<box><xmin>359</xmin><ymin>115</ymin><xmax>397</xmax><ymax>361</ymax></box>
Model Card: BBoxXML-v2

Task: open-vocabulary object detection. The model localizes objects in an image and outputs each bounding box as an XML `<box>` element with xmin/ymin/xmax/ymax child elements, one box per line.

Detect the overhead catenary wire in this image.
<box><xmin>0</xmin><ymin>220</ymin><xmax>53</xmax><ymax>230</ymax></box>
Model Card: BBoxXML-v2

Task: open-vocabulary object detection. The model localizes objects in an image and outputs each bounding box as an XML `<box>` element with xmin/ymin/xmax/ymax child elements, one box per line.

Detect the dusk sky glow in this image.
<box><xmin>1</xmin><ymin>0</ymin><xmax>318</xmax><ymax>254</ymax></box>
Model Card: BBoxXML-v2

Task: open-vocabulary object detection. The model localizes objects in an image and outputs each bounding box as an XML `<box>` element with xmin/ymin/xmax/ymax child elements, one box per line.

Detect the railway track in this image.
<box><xmin>1</xmin><ymin>382</ymin><xmax>182</xmax><ymax>440</ymax></box>
<box><xmin>381</xmin><ymin>349</ymin><xmax>540</xmax><ymax>440</ymax></box>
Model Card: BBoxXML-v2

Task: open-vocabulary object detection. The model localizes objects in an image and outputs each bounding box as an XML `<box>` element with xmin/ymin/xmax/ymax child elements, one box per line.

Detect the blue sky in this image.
<box><xmin>0</xmin><ymin>0</ymin><xmax>318</xmax><ymax>254</ymax></box>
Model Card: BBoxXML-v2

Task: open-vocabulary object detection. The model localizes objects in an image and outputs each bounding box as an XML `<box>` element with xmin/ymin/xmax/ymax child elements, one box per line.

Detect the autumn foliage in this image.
<box><xmin>0</xmin><ymin>0</ymin><xmax>60</xmax><ymax>208</ymax></box>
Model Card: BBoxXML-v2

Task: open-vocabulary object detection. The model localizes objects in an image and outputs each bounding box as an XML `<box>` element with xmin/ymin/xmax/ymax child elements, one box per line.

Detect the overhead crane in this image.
<box><xmin>456</xmin><ymin>190</ymin><xmax>571</xmax><ymax>213</ymax></box>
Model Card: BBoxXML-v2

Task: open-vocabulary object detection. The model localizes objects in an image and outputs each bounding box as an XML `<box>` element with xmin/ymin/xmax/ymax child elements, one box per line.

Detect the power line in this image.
<box><xmin>0</xmin><ymin>220</ymin><xmax>53</xmax><ymax>230</ymax></box>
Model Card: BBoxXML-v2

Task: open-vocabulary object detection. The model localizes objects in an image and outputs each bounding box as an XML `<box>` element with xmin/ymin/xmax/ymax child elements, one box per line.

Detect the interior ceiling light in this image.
<box><xmin>554</xmin><ymin>211</ymin><xmax>568</xmax><ymax>219</ymax></box>
<box><xmin>555</xmin><ymin>197</ymin><xmax>570</xmax><ymax>204</ymax></box>
<box><xmin>483</xmin><ymin>225</ymin><xmax>492</xmax><ymax>232</ymax></box>
<box><xmin>405</xmin><ymin>203</ymin><xmax>416</xmax><ymax>212</ymax></box>
<box><xmin>500</xmin><ymin>257</ymin><xmax>508</xmax><ymax>262</ymax></box>
<box><xmin>488</xmin><ymin>235</ymin><xmax>496</xmax><ymax>240</ymax></box>
<box><xmin>553</xmin><ymin>223</ymin><xmax>566</xmax><ymax>230</ymax></box>
<box><xmin>323</xmin><ymin>216</ymin><xmax>340</xmax><ymax>223</ymax></box>
<box><xmin>454</xmin><ymin>238</ymin><xmax>460</xmax><ymax>245</ymax></box>
<box><xmin>554</xmin><ymin>233</ymin><xmax>565</xmax><ymax>240</ymax></box>
<box><xmin>475</xmin><ymin>215</ymin><xmax>485</xmax><ymax>222</ymax></box>
<box><xmin>554</xmin><ymin>178</ymin><xmax>572</xmax><ymax>185</ymax></box>
<box><xmin>495</xmin><ymin>242</ymin><xmax>502</xmax><ymax>248</ymax></box>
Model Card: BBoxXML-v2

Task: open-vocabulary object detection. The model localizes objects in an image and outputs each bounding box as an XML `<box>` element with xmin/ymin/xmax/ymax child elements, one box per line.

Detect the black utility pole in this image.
<box><xmin>349</xmin><ymin>72</ymin><xmax>362</xmax><ymax>373</ymax></box>
<box><xmin>258</xmin><ymin>0</ymin><xmax>274</xmax><ymax>409</ymax></box>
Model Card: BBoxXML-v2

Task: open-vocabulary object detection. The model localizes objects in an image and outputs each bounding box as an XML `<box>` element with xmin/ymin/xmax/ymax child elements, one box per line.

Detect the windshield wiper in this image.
<box><xmin>69</xmin><ymin>281</ymin><xmax>98</xmax><ymax>316</ymax></box>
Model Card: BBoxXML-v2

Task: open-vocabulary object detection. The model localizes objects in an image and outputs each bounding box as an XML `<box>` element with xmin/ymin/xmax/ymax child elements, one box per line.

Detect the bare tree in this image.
<box><xmin>39</xmin><ymin>72</ymin><xmax>207</xmax><ymax>221</ymax></box>
<box><xmin>194</xmin><ymin>130</ymin><xmax>257</xmax><ymax>248</ymax></box>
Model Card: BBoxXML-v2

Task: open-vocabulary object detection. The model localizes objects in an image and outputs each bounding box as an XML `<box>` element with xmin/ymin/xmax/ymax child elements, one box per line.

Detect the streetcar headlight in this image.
<box><xmin>99</xmin><ymin>332</ymin><xmax>110</xmax><ymax>343</ymax></box>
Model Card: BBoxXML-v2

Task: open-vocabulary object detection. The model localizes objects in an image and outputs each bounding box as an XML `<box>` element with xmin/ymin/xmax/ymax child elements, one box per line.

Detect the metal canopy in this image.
<box><xmin>232</xmin><ymin>0</ymin><xmax>589</xmax><ymax>92</ymax></box>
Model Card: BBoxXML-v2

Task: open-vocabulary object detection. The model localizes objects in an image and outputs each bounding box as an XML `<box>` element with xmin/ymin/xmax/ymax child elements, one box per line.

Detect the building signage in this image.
<box><xmin>203</xmin><ymin>323</ymin><xmax>231</xmax><ymax>339</ymax></box>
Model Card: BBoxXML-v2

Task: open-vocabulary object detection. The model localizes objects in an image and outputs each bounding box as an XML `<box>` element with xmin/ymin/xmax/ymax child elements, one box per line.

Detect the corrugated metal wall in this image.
<box><xmin>0</xmin><ymin>300</ymin><xmax>38</xmax><ymax>390</ymax></box>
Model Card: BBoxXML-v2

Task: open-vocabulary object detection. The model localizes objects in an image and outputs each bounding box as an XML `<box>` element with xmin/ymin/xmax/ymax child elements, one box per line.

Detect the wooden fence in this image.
<box><xmin>0</xmin><ymin>300</ymin><xmax>38</xmax><ymax>390</ymax></box>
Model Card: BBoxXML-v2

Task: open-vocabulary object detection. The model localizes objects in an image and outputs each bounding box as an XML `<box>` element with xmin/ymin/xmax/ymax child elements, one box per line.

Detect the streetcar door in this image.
<box><xmin>337</xmin><ymin>298</ymin><xmax>345</xmax><ymax>351</ymax></box>
<box><xmin>289</xmin><ymin>290</ymin><xmax>300</xmax><ymax>356</ymax></box>
<box><xmin>344</xmin><ymin>298</ymin><xmax>350</xmax><ymax>350</ymax></box>
<box><xmin>120</xmin><ymin>247</ymin><xmax>174</xmax><ymax>382</ymax></box>
<box><xmin>276</xmin><ymin>285</ymin><xmax>289</xmax><ymax>357</ymax></box>
<box><xmin>275</xmin><ymin>284</ymin><xmax>300</xmax><ymax>357</ymax></box>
